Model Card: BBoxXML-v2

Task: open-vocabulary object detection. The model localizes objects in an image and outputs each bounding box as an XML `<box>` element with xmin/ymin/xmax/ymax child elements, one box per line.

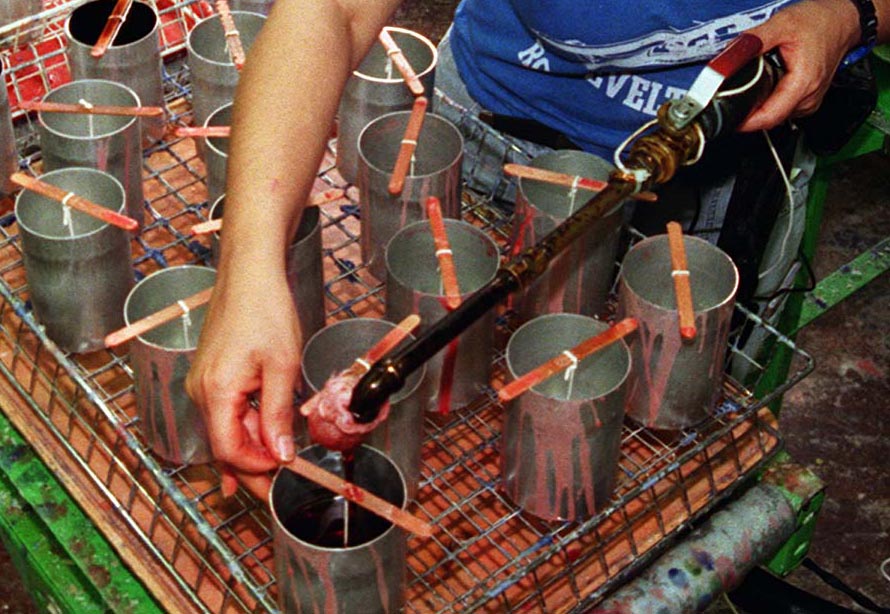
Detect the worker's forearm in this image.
<box><xmin>217</xmin><ymin>0</ymin><xmax>401</xmax><ymax>276</ymax></box>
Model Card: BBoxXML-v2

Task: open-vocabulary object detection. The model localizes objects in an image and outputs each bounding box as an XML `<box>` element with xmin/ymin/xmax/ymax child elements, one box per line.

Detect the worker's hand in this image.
<box><xmin>738</xmin><ymin>0</ymin><xmax>861</xmax><ymax>131</ymax></box>
<box><xmin>186</xmin><ymin>267</ymin><xmax>303</xmax><ymax>496</ymax></box>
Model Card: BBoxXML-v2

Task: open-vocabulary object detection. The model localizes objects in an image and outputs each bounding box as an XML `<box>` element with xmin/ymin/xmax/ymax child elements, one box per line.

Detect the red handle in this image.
<box><xmin>708</xmin><ymin>33</ymin><xmax>763</xmax><ymax>79</ymax></box>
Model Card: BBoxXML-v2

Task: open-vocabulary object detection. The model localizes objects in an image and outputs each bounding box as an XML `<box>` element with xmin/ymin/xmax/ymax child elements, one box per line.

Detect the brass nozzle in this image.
<box><xmin>622</xmin><ymin>105</ymin><xmax>704</xmax><ymax>186</ymax></box>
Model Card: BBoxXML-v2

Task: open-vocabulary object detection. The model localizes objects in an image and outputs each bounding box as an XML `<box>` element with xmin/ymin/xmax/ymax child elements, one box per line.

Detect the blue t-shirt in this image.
<box><xmin>450</xmin><ymin>0</ymin><xmax>797</xmax><ymax>158</ymax></box>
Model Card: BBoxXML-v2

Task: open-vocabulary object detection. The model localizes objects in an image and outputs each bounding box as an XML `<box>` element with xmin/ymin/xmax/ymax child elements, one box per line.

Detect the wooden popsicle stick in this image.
<box><xmin>666</xmin><ymin>222</ymin><xmax>697</xmax><ymax>341</ymax></box>
<box><xmin>377</xmin><ymin>28</ymin><xmax>425</xmax><ymax>96</ymax></box>
<box><xmin>189</xmin><ymin>218</ymin><xmax>223</xmax><ymax>236</ymax></box>
<box><xmin>497</xmin><ymin>317</ymin><xmax>639</xmax><ymax>402</ymax></box>
<box><xmin>104</xmin><ymin>287</ymin><xmax>214</xmax><ymax>348</ymax></box>
<box><xmin>503</xmin><ymin>163</ymin><xmax>658</xmax><ymax>203</ymax></box>
<box><xmin>174</xmin><ymin>125</ymin><xmax>231</xmax><ymax>138</ymax></box>
<box><xmin>10</xmin><ymin>172</ymin><xmax>138</xmax><ymax>232</ymax></box>
<box><xmin>215</xmin><ymin>0</ymin><xmax>246</xmax><ymax>70</ymax></box>
<box><xmin>91</xmin><ymin>0</ymin><xmax>134</xmax><ymax>58</ymax></box>
<box><xmin>22</xmin><ymin>99</ymin><xmax>164</xmax><ymax>118</ymax></box>
<box><xmin>282</xmin><ymin>454</ymin><xmax>434</xmax><ymax>537</ymax></box>
<box><xmin>387</xmin><ymin>96</ymin><xmax>428</xmax><ymax>196</ymax></box>
<box><xmin>346</xmin><ymin>314</ymin><xmax>420</xmax><ymax>376</ymax></box>
<box><xmin>425</xmin><ymin>197</ymin><xmax>461</xmax><ymax>310</ymax></box>
<box><xmin>189</xmin><ymin>188</ymin><xmax>345</xmax><ymax>235</ymax></box>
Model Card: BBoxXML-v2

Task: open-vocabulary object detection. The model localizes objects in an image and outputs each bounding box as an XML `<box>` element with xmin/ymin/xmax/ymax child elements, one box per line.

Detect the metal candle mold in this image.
<box><xmin>271</xmin><ymin>444</ymin><xmax>408</xmax><ymax>614</ymax></box>
<box><xmin>0</xmin><ymin>66</ymin><xmax>16</xmax><ymax>196</ymax></box>
<box><xmin>618</xmin><ymin>234</ymin><xmax>739</xmax><ymax>429</ymax></box>
<box><xmin>123</xmin><ymin>265</ymin><xmax>216</xmax><ymax>465</ymax></box>
<box><xmin>203</xmin><ymin>102</ymin><xmax>231</xmax><ymax>207</ymax></box>
<box><xmin>347</xmin><ymin>47</ymin><xmax>779</xmax><ymax>422</ymax></box>
<box><xmin>66</xmin><ymin>0</ymin><xmax>165</xmax><ymax>144</ymax></box>
<box><xmin>501</xmin><ymin>313</ymin><xmax>631</xmax><ymax>521</ymax></box>
<box><xmin>385</xmin><ymin>218</ymin><xmax>498</xmax><ymax>415</ymax></box>
<box><xmin>336</xmin><ymin>26</ymin><xmax>437</xmax><ymax>186</ymax></box>
<box><xmin>511</xmin><ymin>149</ymin><xmax>624</xmax><ymax>321</ymax></box>
<box><xmin>301</xmin><ymin>319</ymin><xmax>426</xmax><ymax>498</ymax></box>
<box><xmin>229</xmin><ymin>0</ymin><xmax>275</xmax><ymax>15</ymax></box>
<box><xmin>357</xmin><ymin>109</ymin><xmax>463</xmax><ymax>280</ymax></box>
<box><xmin>186</xmin><ymin>10</ymin><xmax>265</xmax><ymax>155</ymax></box>
<box><xmin>37</xmin><ymin>79</ymin><xmax>145</xmax><ymax>227</ymax></box>
<box><xmin>0</xmin><ymin>0</ymin><xmax>43</xmax><ymax>46</ymax></box>
<box><xmin>15</xmin><ymin>167</ymin><xmax>133</xmax><ymax>354</ymax></box>
<box><xmin>209</xmin><ymin>196</ymin><xmax>326</xmax><ymax>347</ymax></box>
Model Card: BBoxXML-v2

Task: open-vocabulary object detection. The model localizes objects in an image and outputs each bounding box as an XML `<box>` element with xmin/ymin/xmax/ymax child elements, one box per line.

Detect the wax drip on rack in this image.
<box><xmin>408</xmin><ymin>152</ymin><xmax>416</xmax><ymax>177</ymax></box>
<box><xmin>384</xmin><ymin>54</ymin><xmax>394</xmax><ymax>80</ymax></box>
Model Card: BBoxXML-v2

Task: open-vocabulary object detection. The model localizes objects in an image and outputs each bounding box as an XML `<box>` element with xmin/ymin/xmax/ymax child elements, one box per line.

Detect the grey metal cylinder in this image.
<box><xmin>511</xmin><ymin>150</ymin><xmax>624</xmax><ymax>321</ymax></box>
<box><xmin>187</xmin><ymin>10</ymin><xmax>265</xmax><ymax>151</ymax></box>
<box><xmin>0</xmin><ymin>0</ymin><xmax>43</xmax><ymax>46</ymax></box>
<box><xmin>501</xmin><ymin>313</ymin><xmax>631</xmax><ymax>521</ymax></box>
<box><xmin>0</xmin><ymin>66</ymin><xmax>16</xmax><ymax>196</ymax></box>
<box><xmin>230</xmin><ymin>0</ymin><xmax>275</xmax><ymax>15</ymax></box>
<box><xmin>301</xmin><ymin>318</ymin><xmax>426</xmax><ymax>498</ymax></box>
<box><xmin>385</xmin><ymin>219</ymin><xmax>498</xmax><ymax>415</ymax></box>
<box><xmin>38</xmin><ymin>79</ymin><xmax>145</xmax><ymax>227</ymax></box>
<box><xmin>209</xmin><ymin>195</ymin><xmax>326</xmax><ymax>346</ymax></box>
<box><xmin>124</xmin><ymin>265</ymin><xmax>216</xmax><ymax>465</ymax></box>
<box><xmin>357</xmin><ymin>110</ymin><xmax>463</xmax><ymax>280</ymax></box>
<box><xmin>336</xmin><ymin>26</ymin><xmax>437</xmax><ymax>186</ymax></box>
<box><xmin>66</xmin><ymin>0</ymin><xmax>165</xmax><ymax>144</ymax></box>
<box><xmin>592</xmin><ymin>483</ymin><xmax>797</xmax><ymax>613</ymax></box>
<box><xmin>618</xmin><ymin>234</ymin><xmax>739</xmax><ymax>430</ymax></box>
<box><xmin>203</xmin><ymin>102</ymin><xmax>231</xmax><ymax>206</ymax></box>
<box><xmin>15</xmin><ymin>167</ymin><xmax>133</xmax><ymax>354</ymax></box>
<box><xmin>271</xmin><ymin>444</ymin><xmax>407</xmax><ymax>614</ymax></box>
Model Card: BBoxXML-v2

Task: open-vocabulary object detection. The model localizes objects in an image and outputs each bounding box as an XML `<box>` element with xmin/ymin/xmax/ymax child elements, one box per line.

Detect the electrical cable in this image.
<box><xmin>751</xmin><ymin>245</ymin><xmax>816</xmax><ymax>302</ymax></box>
<box><xmin>802</xmin><ymin>558</ymin><xmax>890</xmax><ymax>613</ymax></box>
<box><xmin>758</xmin><ymin>127</ymin><xmax>796</xmax><ymax>280</ymax></box>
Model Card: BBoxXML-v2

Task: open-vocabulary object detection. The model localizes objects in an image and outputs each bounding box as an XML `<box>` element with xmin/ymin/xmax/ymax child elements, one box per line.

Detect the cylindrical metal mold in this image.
<box><xmin>385</xmin><ymin>219</ymin><xmax>498</xmax><ymax>415</ymax></box>
<box><xmin>271</xmin><ymin>444</ymin><xmax>408</xmax><ymax>614</ymax></box>
<box><xmin>511</xmin><ymin>150</ymin><xmax>624</xmax><ymax>321</ymax></box>
<box><xmin>357</xmin><ymin>110</ymin><xmax>463</xmax><ymax>280</ymax></box>
<box><xmin>501</xmin><ymin>313</ymin><xmax>631</xmax><ymax>521</ymax></box>
<box><xmin>618</xmin><ymin>234</ymin><xmax>738</xmax><ymax>430</ymax></box>
<box><xmin>301</xmin><ymin>319</ymin><xmax>426</xmax><ymax>498</ymax></box>
<box><xmin>336</xmin><ymin>26</ymin><xmax>437</xmax><ymax>186</ymax></box>
<box><xmin>209</xmin><ymin>195</ymin><xmax>326</xmax><ymax>346</ymax></box>
<box><xmin>229</xmin><ymin>0</ymin><xmax>275</xmax><ymax>15</ymax></box>
<box><xmin>38</xmin><ymin>79</ymin><xmax>145</xmax><ymax>227</ymax></box>
<box><xmin>187</xmin><ymin>10</ymin><xmax>265</xmax><ymax>152</ymax></box>
<box><xmin>124</xmin><ymin>265</ymin><xmax>216</xmax><ymax>465</ymax></box>
<box><xmin>15</xmin><ymin>167</ymin><xmax>133</xmax><ymax>354</ymax></box>
<box><xmin>203</xmin><ymin>102</ymin><xmax>231</xmax><ymax>206</ymax></box>
<box><xmin>0</xmin><ymin>0</ymin><xmax>43</xmax><ymax>46</ymax></box>
<box><xmin>66</xmin><ymin>0</ymin><xmax>165</xmax><ymax>144</ymax></box>
<box><xmin>0</xmin><ymin>66</ymin><xmax>16</xmax><ymax>196</ymax></box>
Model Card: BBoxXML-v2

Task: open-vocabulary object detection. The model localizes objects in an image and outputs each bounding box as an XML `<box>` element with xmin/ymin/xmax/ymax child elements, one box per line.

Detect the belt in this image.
<box><xmin>479</xmin><ymin>111</ymin><xmax>580</xmax><ymax>151</ymax></box>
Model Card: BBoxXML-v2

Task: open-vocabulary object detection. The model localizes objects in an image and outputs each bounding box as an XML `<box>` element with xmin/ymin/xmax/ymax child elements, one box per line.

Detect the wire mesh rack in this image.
<box><xmin>0</xmin><ymin>2</ymin><xmax>814</xmax><ymax>612</ymax></box>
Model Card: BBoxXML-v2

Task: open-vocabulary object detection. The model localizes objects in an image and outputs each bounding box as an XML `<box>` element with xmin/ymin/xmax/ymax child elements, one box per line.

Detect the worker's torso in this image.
<box><xmin>449</xmin><ymin>0</ymin><xmax>798</xmax><ymax>157</ymax></box>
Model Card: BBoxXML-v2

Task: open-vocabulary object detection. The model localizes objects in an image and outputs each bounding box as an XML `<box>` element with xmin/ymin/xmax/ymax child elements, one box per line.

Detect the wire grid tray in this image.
<box><xmin>0</xmin><ymin>2</ymin><xmax>814</xmax><ymax>612</ymax></box>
